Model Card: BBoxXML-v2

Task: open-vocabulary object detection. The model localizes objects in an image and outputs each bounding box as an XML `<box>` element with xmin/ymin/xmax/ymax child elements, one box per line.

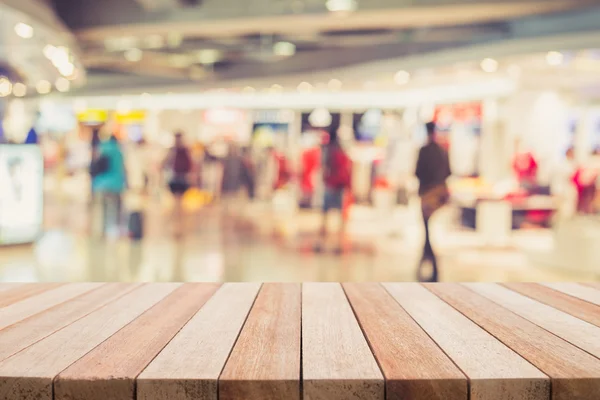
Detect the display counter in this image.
<box><xmin>0</xmin><ymin>145</ymin><xmax>44</xmax><ymax>245</ymax></box>
<box><xmin>1</xmin><ymin>282</ymin><xmax>600</xmax><ymax>400</ymax></box>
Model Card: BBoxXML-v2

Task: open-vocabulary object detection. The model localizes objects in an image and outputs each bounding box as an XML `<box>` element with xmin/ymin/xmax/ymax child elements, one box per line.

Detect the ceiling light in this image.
<box><xmin>13</xmin><ymin>83</ymin><xmax>27</xmax><ymax>97</ymax></box>
<box><xmin>43</xmin><ymin>45</ymin><xmax>57</xmax><ymax>59</ymax></box>
<box><xmin>297</xmin><ymin>82</ymin><xmax>313</xmax><ymax>92</ymax></box>
<box><xmin>328</xmin><ymin>79</ymin><xmax>342</xmax><ymax>91</ymax></box>
<box><xmin>394</xmin><ymin>70</ymin><xmax>410</xmax><ymax>85</ymax></box>
<box><xmin>55</xmin><ymin>78</ymin><xmax>70</xmax><ymax>93</ymax></box>
<box><xmin>0</xmin><ymin>77</ymin><xmax>12</xmax><ymax>97</ymax></box>
<box><xmin>270</xmin><ymin>84</ymin><xmax>283</xmax><ymax>93</ymax></box>
<box><xmin>546</xmin><ymin>51</ymin><xmax>564</xmax><ymax>66</ymax></box>
<box><xmin>14</xmin><ymin>23</ymin><xmax>34</xmax><ymax>39</ymax></box>
<box><xmin>124</xmin><ymin>48</ymin><xmax>143</xmax><ymax>62</ymax></box>
<box><xmin>196</xmin><ymin>49</ymin><xmax>222</xmax><ymax>65</ymax></box>
<box><xmin>273</xmin><ymin>42</ymin><xmax>296</xmax><ymax>57</ymax></box>
<box><xmin>309</xmin><ymin>108</ymin><xmax>332</xmax><ymax>128</ymax></box>
<box><xmin>480</xmin><ymin>58</ymin><xmax>499</xmax><ymax>73</ymax></box>
<box><xmin>144</xmin><ymin>34</ymin><xmax>164</xmax><ymax>49</ymax></box>
<box><xmin>326</xmin><ymin>0</ymin><xmax>358</xmax><ymax>12</ymax></box>
<box><xmin>36</xmin><ymin>80</ymin><xmax>52</xmax><ymax>94</ymax></box>
<box><xmin>243</xmin><ymin>86</ymin><xmax>256</xmax><ymax>93</ymax></box>
<box><xmin>58</xmin><ymin>62</ymin><xmax>75</xmax><ymax>77</ymax></box>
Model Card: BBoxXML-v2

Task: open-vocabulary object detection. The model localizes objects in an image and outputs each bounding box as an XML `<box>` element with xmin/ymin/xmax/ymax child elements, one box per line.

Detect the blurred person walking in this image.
<box><xmin>221</xmin><ymin>144</ymin><xmax>245</xmax><ymax>214</ymax></box>
<box><xmin>315</xmin><ymin>127</ymin><xmax>352</xmax><ymax>253</ymax></box>
<box><xmin>163</xmin><ymin>132</ymin><xmax>192</xmax><ymax>237</ymax></box>
<box><xmin>415</xmin><ymin>122</ymin><xmax>451</xmax><ymax>282</ymax></box>
<box><xmin>91</xmin><ymin>135</ymin><xmax>127</xmax><ymax>238</ymax></box>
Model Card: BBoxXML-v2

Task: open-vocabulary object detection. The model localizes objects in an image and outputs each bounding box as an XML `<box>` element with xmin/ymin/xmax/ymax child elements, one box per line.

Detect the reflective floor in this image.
<box><xmin>1</xmin><ymin>187</ymin><xmax>598</xmax><ymax>283</ymax></box>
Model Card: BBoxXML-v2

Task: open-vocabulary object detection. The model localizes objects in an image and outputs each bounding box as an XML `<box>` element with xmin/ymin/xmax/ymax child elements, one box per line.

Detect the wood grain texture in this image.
<box><xmin>384</xmin><ymin>283</ymin><xmax>549</xmax><ymax>400</ymax></box>
<box><xmin>345</xmin><ymin>283</ymin><xmax>466</xmax><ymax>400</ymax></box>
<box><xmin>465</xmin><ymin>283</ymin><xmax>600</xmax><ymax>359</ymax></box>
<box><xmin>219</xmin><ymin>283</ymin><xmax>301</xmax><ymax>400</ymax></box>
<box><xmin>0</xmin><ymin>283</ymin><xmax>138</xmax><ymax>362</ymax></box>
<box><xmin>54</xmin><ymin>283</ymin><xmax>220</xmax><ymax>400</ymax></box>
<box><xmin>582</xmin><ymin>283</ymin><xmax>600</xmax><ymax>290</ymax></box>
<box><xmin>0</xmin><ymin>283</ymin><xmax>33</xmax><ymax>296</ymax></box>
<box><xmin>0</xmin><ymin>283</ymin><xmax>64</xmax><ymax>308</ymax></box>
<box><xmin>0</xmin><ymin>283</ymin><xmax>101</xmax><ymax>331</ymax></box>
<box><xmin>303</xmin><ymin>283</ymin><xmax>384</xmax><ymax>400</ymax></box>
<box><xmin>427</xmin><ymin>283</ymin><xmax>600</xmax><ymax>400</ymax></box>
<box><xmin>137</xmin><ymin>283</ymin><xmax>261</xmax><ymax>400</ymax></box>
<box><xmin>503</xmin><ymin>283</ymin><xmax>600</xmax><ymax>328</ymax></box>
<box><xmin>541</xmin><ymin>283</ymin><xmax>600</xmax><ymax>306</ymax></box>
<box><xmin>0</xmin><ymin>283</ymin><xmax>180</xmax><ymax>400</ymax></box>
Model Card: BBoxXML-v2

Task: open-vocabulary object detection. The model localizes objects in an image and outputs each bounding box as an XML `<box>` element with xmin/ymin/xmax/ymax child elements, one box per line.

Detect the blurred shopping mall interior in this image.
<box><xmin>1</xmin><ymin>0</ymin><xmax>600</xmax><ymax>283</ymax></box>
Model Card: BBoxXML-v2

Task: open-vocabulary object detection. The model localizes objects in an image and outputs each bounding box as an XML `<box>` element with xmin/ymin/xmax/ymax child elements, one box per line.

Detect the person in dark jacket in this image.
<box><xmin>415</xmin><ymin>121</ymin><xmax>451</xmax><ymax>282</ymax></box>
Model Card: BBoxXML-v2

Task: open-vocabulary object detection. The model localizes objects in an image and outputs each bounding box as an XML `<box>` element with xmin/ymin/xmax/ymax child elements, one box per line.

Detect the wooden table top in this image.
<box><xmin>1</xmin><ymin>282</ymin><xmax>600</xmax><ymax>400</ymax></box>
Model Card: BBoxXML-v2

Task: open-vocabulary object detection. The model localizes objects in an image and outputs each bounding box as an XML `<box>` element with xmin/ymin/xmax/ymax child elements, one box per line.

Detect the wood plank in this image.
<box><xmin>303</xmin><ymin>283</ymin><xmax>384</xmax><ymax>400</ymax></box>
<box><xmin>0</xmin><ymin>283</ymin><xmax>139</xmax><ymax>362</ymax></box>
<box><xmin>54</xmin><ymin>283</ymin><xmax>220</xmax><ymax>400</ymax></box>
<box><xmin>582</xmin><ymin>283</ymin><xmax>600</xmax><ymax>290</ymax></box>
<box><xmin>541</xmin><ymin>283</ymin><xmax>600</xmax><ymax>307</ymax></box>
<box><xmin>137</xmin><ymin>283</ymin><xmax>261</xmax><ymax>400</ymax></box>
<box><xmin>0</xmin><ymin>283</ymin><xmax>180</xmax><ymax>400</ymax></box>
<box><xmin>0</xmin><ymin>283</ymin><xmax>64</xmax><ymax>308</ymax></box>
<box><xmin>219</xmin><ymin>283</ymin><xmax>301</xmax><ymax>400</ymax></box>
<box><xmin>344</xmin><ymin>283</ymin><xmax>466</xmax><ymax>400</ymax></box>
<box><xmin>0</xmin><ymin>283</ymin><xmax>101</xmax><ymax>331</ymax></box>
<box><xmin>383</xmin><ymin>283</ymin><xmax>549</xmax><ymax>400</ymax></box>
<box><xmin>427</xmin><ymin>283</ymin><xmax>600</xmax><ymax>400</ymax></box>
<box><xmin>503</xmin><ymin>283</ymin><xmax>600</xmax><ymax>328</ymax></box>
<box><xmin>465</xmin><ymin>283</ymin><xmax>600</xmax><ymax>359</ymax></box>
<box><xmin>0</xmin><ymin>283</ymin><xmax>26</xmax><ymax>293</ymax></box>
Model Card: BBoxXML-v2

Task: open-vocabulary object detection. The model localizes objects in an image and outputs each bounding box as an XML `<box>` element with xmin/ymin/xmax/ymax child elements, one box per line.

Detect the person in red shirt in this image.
<box><xmin>512</xmin><ymin>140</ymin><xmax>538</xmax><ymax>189</ymax></box>
<box><xmin>316</xmin><ymin>128</ymin><xmax>352</xmax><ymax>253</ymax></box>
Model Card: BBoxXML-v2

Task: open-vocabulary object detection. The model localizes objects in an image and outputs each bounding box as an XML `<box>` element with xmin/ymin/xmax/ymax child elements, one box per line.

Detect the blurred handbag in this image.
<box><xmin>182</xmin><ymin>187</ymin><xmax>210</xmax><ymax>212</ymax></box>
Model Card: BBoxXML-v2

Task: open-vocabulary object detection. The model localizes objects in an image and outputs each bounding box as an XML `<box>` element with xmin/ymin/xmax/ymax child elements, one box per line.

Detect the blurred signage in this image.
<box><xmin>203</xmin><ymin>109</ymin><xmax>244</xmax><ymax>125</ymax></box>
<box><xmin>77</xmin><ymin>109</ymin><xmax>108</xmax><ymax>124</ymax></box>
<box><xmin>116</xmin><ymin>110</ymin><xmax>146</xmax><ymax>124</ymax></box>
<box><xmin>253</xmin><ymin>110</ymin><xmax>294</xmax><ymax>123</ymax></box>
<box><xmin>0</xmin><ymin>145</ymin><xmax>44</xmax><ymax>245</ymax></box>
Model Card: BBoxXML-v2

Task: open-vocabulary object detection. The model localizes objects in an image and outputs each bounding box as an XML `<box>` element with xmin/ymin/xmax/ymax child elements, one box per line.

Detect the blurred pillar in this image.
<box><xmin>502</xmin><ymin>90</ymin><xmax>570</xmax><ymax>186</ymax></box>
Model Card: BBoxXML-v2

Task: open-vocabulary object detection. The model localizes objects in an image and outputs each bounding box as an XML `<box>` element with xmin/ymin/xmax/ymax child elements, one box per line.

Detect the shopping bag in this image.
<box><xmin>182</xmin><ymin>187</ymin><xmax>211</xmax><ymax>212</ymax></box>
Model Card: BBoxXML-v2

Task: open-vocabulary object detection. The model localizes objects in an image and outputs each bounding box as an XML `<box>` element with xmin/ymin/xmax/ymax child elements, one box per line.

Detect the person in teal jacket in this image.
<box><xmin>92</xmin><ymin>135</ymin><xmax>127</xmax><ymax>237</ymax></box>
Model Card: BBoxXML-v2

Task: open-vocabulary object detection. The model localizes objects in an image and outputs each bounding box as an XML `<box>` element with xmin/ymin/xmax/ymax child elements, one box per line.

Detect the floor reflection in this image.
<box><xmin>0</xmin><ymin>197</ymin><xmax>598</xmax><ymax>283</ymax></box>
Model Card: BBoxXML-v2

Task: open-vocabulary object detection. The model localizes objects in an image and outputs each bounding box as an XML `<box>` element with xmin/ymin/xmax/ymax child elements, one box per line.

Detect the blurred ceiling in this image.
<box><xmin>19</xmin><ymin>0</ymin><xmax>600</xmax><ymax>93</ymax></box>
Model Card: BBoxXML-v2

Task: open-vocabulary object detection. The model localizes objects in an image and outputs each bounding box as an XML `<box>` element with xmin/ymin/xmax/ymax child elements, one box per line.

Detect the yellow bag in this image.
<box><xmin>182</xmin><ymin>188</ymin><xmax>212</xmax><ymax>212</ymax></box>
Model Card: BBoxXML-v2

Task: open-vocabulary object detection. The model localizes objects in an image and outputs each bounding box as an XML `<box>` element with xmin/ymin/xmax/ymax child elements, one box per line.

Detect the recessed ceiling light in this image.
<box><xmin>13</xmin><ymin>82</ymin><xmax>27</xmax><ymax>97</ymax></box>
<box><xmin>196</xmin><ymin>49</ymin><xmax>222</xmax><ymax>65</ymax></box>
<box><xmin>55</xmin><ymin>78</ymin><xmax>70</xmax><ymax>93</ymax></box>
<box><xmin>394</xmin><ymin>70</ymin><xmax>410</xmax><ymax>85</ymax></box>
<box><xmin>270</xmin><ymin>84</ymin><xmax>283</xmax><ymax>92</ymax></box>
<box><xmin>243</xmin><ymin>86</ymin><xmax>256</xmax><ymax>93</ymax></box>
<box><xmin>328</xmin><ymin>79</ymin><xmax>342</xmax><ymax>91</ymax></box>
<box><xmin>326</xmin><ymin>0</ymin><xmax>358</xmax><ymax>12</ymax></box>
<box><xmin>36</xmin><ymin>80</ymin><xmax>52</xmax><ymax>94</ymax></box>
<box><xmin>125</xmin><ymin>48</ymin><xmax>143</xmax><ymax>62</ymax></box>
<box><xmin>14</xmin><ymin>23</ymin><xmax>34</xmax><ymax>39</ymax></box>
<box><xmin>546</xmin><ymin>51</ymin><xmax>564</xmax><ymax>66</ymax></box>
<box><xmin>43</xmin><ymin>45</ymin><xmax>57</xmax><ymax>59</ymax></box>
<box><xmin>117</xmin><ymin>99</ymin><xmax>132</xmax><ymax>114</ymax></box>
<box><xmin>273</xmin><ymin>42</ymin><xmax>296</xmax><ymax>57</ymax></box>
<box><xmin>0</xmin><ymin>77</ymin><xmax>12</xmax><ymax>97</ymax></box>
<box><xmin>480</xmin><ymin>58</ymin><xmax>499</xmax><ymax>73</ymax></box>
<box><xmin>297</xmin><ymin>82</ymin><xmax>313</xmax><ymax>92</ymax></box>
